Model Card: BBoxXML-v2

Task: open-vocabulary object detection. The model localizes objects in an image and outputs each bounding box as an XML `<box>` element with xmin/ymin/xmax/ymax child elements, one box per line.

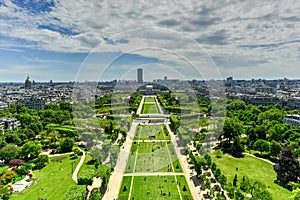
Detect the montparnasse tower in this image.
<box><xmin>25</xmin><ymin>75</ymin><xmax>32</xmax><ymax>89</ymax></box>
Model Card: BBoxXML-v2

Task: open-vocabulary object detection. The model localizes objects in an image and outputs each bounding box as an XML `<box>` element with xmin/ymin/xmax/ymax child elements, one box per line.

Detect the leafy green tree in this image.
<box><xmin>0</xmin><ymin>135</ymin><xmax>6</xmax><ymax>148</ymax></box>
<box><xmin>231</xmin><ymin>137</ymin><xmax>244</xmax><ymax>157</ymax></box>
<box><xmin>34</xmin><ymin>155</ymin><xmax>49</xmax><ymax>169</ymax></box>
<box><xmin>270</xmin><ymin>140</ymin><xmax>282</xmax><ymax>157</ymax></box>
<box><xmin>226</xmin><ymin>100</ymin><xmax>246</xmax><ymax>111</ymax></box>
<box><xmin>4</xmin><ymin>131</ymin><xmax>21</xmax><ymax>145</ymax></box>
<box><xmin>20</xmin><ymin>141</ymin><xmax>42</xmax><ymax>160</ymax></box>
<box><xmin>0</xmin><ymin>144</ymin><xmax>21</xmax><ymax>163</ymax></box>
<box><xmin>59</xmin><ymin>137</ymin><xmax>74</xmax><ymax>153</ymax></box>
<box><xmin>246</xmin><ymin>127</ymin><xmax>257</xmax><ymax>147</ymax></box>
<box><xmin>233</xmin><ymin>174</ymin><xmax>238</xmax><ymax>187</ymax></box>
<box><xmin>218</xmin><ymin>174</ymin><xmax>227</xmax><ymax>187</ymax></box>
<box><xmin>222</xmin><ymin>118</ymin><xmax>244</xmax><ymax>146</ymax></box>
<box><xmin>253</xmin><ymin>139</ymin><xmax>270</xmax><ymax>155</ymax></box>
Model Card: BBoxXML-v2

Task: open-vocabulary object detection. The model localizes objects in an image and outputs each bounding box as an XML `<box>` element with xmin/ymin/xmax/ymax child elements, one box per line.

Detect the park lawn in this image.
<box><xmin>142</xmin><ymin>104</ymin><xmax>160</xmax><ymax>114</ymax></box>
<box><xmin>119</xmin><ymin>176</ymin><xmax>132</xmax><ymax>199</ymax></box>
<box><xmin>134</xmin><ymin>125</ymin><xmax>170</xmax><ymax>140</ymax></box>
<box><xmin>130</xmin><ymin>176</ymin><xmax>181</xmax><ymax>200</ymax></box>
<box><xmin>211</xmin><ymin>153</ymin><xmax>291</xmax><ymax>200</ymax></box>
<box><xmin>144</xmin><ymin>97</ymin><xmax>156</xmax><ymax>103</ymax></box>
<box><xmin>11</xmin><ymin>155</ymin><xmax>81</xmax><ymax>200</ymax></box>
<box><xmin>126</xmin><ymin>142</ymin><xmax>183</xmax><ymax>173</ymax></box>
<box><xmin>177</xmin><ymin>175</ymin><xmax>193</xmax><ymax>200</ymax></box>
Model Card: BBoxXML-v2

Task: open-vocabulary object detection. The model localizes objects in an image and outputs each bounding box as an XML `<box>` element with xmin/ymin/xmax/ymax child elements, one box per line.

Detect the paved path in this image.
<box><xmin>102</xmin><ymin>122</ymin><xmax>138</xmax><ymax>200</ymax></box>
<box><xmin>136</xmin><ymin>96</ymin><xmax>145</xmax><ymax>114</ymax></box>
<box><xmin>165</xmin><ymin>123</ymin><xmax>200</xmax><ymax>200</ymax></box>
<box><xmin>87</xmin><ymin>177</ymin><xmax>103</xmax><ymax>200</ymax></box>
<box><xmin>72</xmin><ymin>151</ymin><xmax>86</xmax><ymax>183</ymax></box>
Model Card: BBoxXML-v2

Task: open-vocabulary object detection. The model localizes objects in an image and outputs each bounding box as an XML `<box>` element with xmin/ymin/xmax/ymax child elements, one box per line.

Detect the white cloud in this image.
<box><xmin>0</xmin><ymin>0</ymin><xmax>300</xmax><ymax>79</ymax></box>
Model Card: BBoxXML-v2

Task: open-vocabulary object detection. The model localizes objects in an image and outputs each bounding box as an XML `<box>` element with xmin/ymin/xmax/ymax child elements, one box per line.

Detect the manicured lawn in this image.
<box><xmin>177</xmin><ymin>175</ymin><xmax>193</xmax><ymax>200</ymax></box>
<box><xmin>125</xmin><ymin>142</ymin><xmax>182</xmax><ymax>173</ymax></box>
<box><xmin>134</xmin><ymin>124</ymin><xmax>170</xmax><ymax>140</ymax></box>
<box><xmin>144</xmin><ymin>97</ymin><xmax>156</xmax><ymax>103</ymax></box>
<box><xmin>11</xmin><ymin>155</ymin><xmax>81</xmax><ymax>200</ymax></box>
<box><xmin>119</xmin><ymin>175</ymin><xmax>192</xmax><ymax>200</ymax></box>
<box><xmin>119</xmin><ymin>176</ymin><xmax>132</xmax><ymax>199</ymax></box>
<box><xmin>211</xmin><ymin>152</ymin><xmax>291</xmax><ymax>200</ymax></box>
<box><xmin>142</xmin><ymin>104</ymin><xmax>160</xmax><ymax>114</ymax></box>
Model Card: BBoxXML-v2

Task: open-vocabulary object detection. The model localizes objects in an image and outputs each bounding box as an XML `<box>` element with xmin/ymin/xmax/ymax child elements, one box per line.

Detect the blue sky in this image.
<box><xmin>0</xmin><ymin>0</ymin><xmax>300</xmax><ymax>82</ymax></box>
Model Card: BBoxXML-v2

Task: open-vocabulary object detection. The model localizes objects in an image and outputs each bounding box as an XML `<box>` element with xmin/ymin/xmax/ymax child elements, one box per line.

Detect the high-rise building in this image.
<box><xmin>137</xmin><ymin>68</ymin><xmax>143</xmax><ymax>83</ymax></box>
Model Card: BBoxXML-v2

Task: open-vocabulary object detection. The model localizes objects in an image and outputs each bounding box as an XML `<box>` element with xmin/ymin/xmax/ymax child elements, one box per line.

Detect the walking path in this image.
<box><xmin>86</xmin><ymin>177</ymin><xmax>103</xmax><ymax>200</ymax></box>
<box><xmin>102</xmin><ymin>122</ymin><xmax>138</xmax><ymax>200</ymax></box>
<box><xmin>165</xmin><ymin>123</ymin><xmax>200</xmax><ymax>200</ymax></box>
<box><xmin>72</xmin><ymin>150</ymin><xmax>86</xmax><ymax>183</ymax></box>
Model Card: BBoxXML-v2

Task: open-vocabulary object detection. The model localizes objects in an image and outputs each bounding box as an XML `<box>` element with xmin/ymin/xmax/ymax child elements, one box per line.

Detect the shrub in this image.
<box><xmin>63</xmin><ymin>185</ymin><xmax>86</xmax><ymax>200</ymax></box>
<box><xmin>77</xmin><ymin>167</ymin><xmax>94</xmax><ymax>185</ymax></box>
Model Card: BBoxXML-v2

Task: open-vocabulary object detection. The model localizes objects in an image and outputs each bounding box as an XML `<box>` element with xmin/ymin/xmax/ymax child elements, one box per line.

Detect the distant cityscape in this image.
<box><xmin>1</xmin><ymin>68</ymin><xmax>300</xmax><ymax>111</ymax></box>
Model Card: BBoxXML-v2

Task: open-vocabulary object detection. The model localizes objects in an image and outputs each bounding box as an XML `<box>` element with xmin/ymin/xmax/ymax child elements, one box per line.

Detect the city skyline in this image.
<box><xmin>1</xmin><ymin>1</ymin><xmax>300</xmax><ymax>82</ymax></box>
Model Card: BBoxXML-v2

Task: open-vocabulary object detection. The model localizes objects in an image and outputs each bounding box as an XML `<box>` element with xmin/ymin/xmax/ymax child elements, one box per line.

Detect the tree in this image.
<box><xmin>222</xmin><ymin>118</ymin><xmax>244</xmax><ymax>146</ymax></box>
<box><xmin>59</xmin><ymin>137</ymin><xmax>74</xmax><ymax>153</ymax></box>
<box><xmin>231</xmin><ymin>137</ymin><xmax>244</xmax><ymax>157</ymax></box>
<box><xmin>218</xmin><ymin>174</ymin><xmax>227</xmax><ymax>187</ymax></box>
<box><xmin>270</xmin><ymin>140</ymin><xmax>282</xmax><ymax>157</ymax></box>
<box><xmin>20</xmin><ymin>141</ymin><xmax>42</xmax><ymax>160</ymax></box>
<box><xmin>253</xmin><ymin>139</ymin><xmax>270</xmax><ymax>155</ymax></box>
<box><xmin>233</xmin><ymin>174</ymin><xmax>238</xmax><ymax>187</ymax></box>
<box><xmin>0</xmin><ymin>144</ymin><xmax>21</xmax><ymax>163</ymax></box>
<box><xmin>274</xmin><ymin>146</ymin><xmax>300</xmax><ymax>184</ymax></box>
<box><xmin>34</xmin><ymin>155</ymin><xmax>49</xmax><ymax>169</ymax></box>
<box><xmin>247</xmin><ymin>127</ymin><xmax>257</xmax><ymax>147</ymax></box>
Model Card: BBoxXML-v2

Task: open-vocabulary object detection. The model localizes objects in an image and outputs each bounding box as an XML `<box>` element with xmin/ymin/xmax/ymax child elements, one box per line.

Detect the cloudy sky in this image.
<box><xmin>0</xmin><ymin>0</ymin><xmax>299</xmax><ymax>82</ymax></box>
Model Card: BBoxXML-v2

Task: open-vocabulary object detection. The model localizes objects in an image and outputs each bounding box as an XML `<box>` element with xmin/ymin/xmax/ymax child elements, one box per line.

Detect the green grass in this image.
<box><xmin>134</xmin><ymin>125</ymin><xmax>170</xmax><ymax>140</ymax></box>
<box><xmin>119</xmin><ymin>176</ymin><xmax>132</xmax><ymax>199</ymax></box>
<box><xmin>119</xmin><ymin>175</ymin><xmax>192</xmax><ymax>200</ymax></box>
<box><xmin>11</xmin><ymin>155</ymin><xmax>81</xmax><ymax>200</ymax></box>
<box><xmin>125</xmin><ymin>142</ymin><xmax>182</xmax><ymax>173</ymax></box>
<box><xmin>211</xmin><ymin>152</ymin><xmax>291</xmax><ymax>200</ymax></box>
<box><xmin>177</xmin><ymin>175</ymin><xmax>193</xmax><ymax>200</ymax></box>
<box><xmin>0</xmin><ymin>166</ymin><xmax>8</xmax><ymax>174</ymax></box>
<box><xmin>144</xmin><ymin>97</ymin><xmax>156</xmax><ymax>103</ymax></box>
<box><xmin>142</xmin><ymin>104</ymin><xmax>160</xmax><ymax>114</ymax></box>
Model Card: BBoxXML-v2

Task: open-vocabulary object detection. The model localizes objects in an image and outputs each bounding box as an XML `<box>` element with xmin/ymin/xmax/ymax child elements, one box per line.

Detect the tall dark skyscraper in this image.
<box><xmin>137</xmin><ymin>68</ymin><xmax>143</xmax><ymax>83</ymax></box>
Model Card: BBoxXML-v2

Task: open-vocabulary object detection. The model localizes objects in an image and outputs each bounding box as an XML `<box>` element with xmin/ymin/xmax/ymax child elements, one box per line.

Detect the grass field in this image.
<box><xmin>119</xmin><ymin>175</ymin><xmax>192</xmax><ymax>200</ymax></box>
<box><xmin>11</xmin><ymin>155</ymin><xmax>80</xmax><ymax>200</ymax></box>
<box><xmin>134</xmin><ymin>125</ymin><xmax>170</xmax><ymax>140</ymax></box>
<box><xmin>142</xmin><ymin>104</ymin><xmax>160</xmax><ymax>114</ymax></box>
<box><xmin>125</xmin><ymin>142</ymin><xmax>182</xmax><ymax>173</ymax></box>
<box><xmin>211</xmin><ymin>152</ymin><xmax>291</xmax><ymax>200</ymax></box>
<box><xmin>144</xmin><ymin>97</ymin><xmax>156</xmax><ymax>103</ymax></box>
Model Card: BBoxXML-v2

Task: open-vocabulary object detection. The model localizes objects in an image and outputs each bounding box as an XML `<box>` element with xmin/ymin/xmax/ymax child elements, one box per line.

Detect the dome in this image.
<box><xmin>25</xmin><ymin>75</ymin><xmax>32</xmax><ymax>89</ymax></box>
